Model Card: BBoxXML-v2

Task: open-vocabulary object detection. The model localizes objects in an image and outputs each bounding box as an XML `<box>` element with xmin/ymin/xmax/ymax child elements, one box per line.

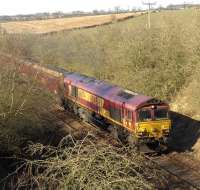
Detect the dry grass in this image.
<box><xmin>1</xmin><ymin>12</ymin><xmax>143</xmax><ymax>34</ymax></box>
<box><xmin>1</xmin><ymin>9</ymin><xmax>200</xmax><ymax>188</ymax></box>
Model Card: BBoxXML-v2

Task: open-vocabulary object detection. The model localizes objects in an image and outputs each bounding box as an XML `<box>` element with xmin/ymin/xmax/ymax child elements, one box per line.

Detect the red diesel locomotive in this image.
<box><xmin>19</xmin><ymin>61</ymin><xmax>171</xmax><ymax>147</ymax></box>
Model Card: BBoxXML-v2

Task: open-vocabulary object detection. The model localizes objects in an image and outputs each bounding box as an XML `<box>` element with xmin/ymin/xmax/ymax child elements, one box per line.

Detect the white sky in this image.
<box><xmin>0</xmin><ymin>0</ymin><xmax>200</xmax><ymax>16</ymax></box>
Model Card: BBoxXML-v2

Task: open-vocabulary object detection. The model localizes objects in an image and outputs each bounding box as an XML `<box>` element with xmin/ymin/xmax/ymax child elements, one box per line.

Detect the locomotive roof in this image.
<box><xmin>63</xmin><ymin>72</ymin><xmax>160</xmax><ymax>110</ymax></box>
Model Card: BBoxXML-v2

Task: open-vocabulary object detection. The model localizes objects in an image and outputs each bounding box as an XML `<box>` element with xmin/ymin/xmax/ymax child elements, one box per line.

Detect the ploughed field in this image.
<box><xmin>0</xmin><ymin>12</ymin><xmax>143</xmax><ymax>34</ymax></box>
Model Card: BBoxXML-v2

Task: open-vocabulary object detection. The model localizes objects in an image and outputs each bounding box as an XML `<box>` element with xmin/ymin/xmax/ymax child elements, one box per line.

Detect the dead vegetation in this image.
<box><xmin>8</xmin><ymin>135</ymin><xmax>167</xmax><ymax>190</ymax></box>
<box><xmin>0</xmin><ymin>55</ymin><xmax>57</xmax><ymax>153</ymax></box>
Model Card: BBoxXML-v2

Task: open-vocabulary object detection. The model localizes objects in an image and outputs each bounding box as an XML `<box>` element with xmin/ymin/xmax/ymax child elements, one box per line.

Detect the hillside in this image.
<box><xmin>0</xmin><ymin>12</ymin><xmax>143</xmax><ymax>34</ymax></box>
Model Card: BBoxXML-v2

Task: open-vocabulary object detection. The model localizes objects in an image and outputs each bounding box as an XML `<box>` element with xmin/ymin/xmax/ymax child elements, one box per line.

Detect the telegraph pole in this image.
<box><xmin>143</xmin><ymin>1</ymin><xmax>157</xmax><ymax>29</ymax></box>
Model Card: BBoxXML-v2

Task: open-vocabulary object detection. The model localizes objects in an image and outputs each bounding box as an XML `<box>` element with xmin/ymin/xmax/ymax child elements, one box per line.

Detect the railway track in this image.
<box><xmin>144</xmin><ymin>153</ymin><xmax>200</xmax><ymax>190</ymax></box>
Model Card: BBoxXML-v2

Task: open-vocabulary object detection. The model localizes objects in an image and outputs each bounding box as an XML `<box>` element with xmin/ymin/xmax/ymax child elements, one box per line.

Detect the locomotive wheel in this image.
<box><xmin>153</xmin><ymin>142</ymin><xmax>168</xmax><ymax>153</ymax></box>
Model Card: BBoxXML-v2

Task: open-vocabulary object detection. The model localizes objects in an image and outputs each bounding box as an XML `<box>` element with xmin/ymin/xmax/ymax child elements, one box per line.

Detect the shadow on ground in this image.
<box><xmin>169</xmin><ymin>111</ymin><xmax>200</xmax><ymax>152</ymax></box>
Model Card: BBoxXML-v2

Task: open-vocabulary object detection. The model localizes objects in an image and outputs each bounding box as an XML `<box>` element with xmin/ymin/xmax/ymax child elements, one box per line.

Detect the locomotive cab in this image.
<box><xmin>135</xmin><ymin>104</ymin><xmax>171</xmax><ymax>144</ymax></box>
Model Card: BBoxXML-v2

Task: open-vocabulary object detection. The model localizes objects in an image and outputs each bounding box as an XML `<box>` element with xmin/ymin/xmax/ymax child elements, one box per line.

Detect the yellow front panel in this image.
<box><xmin>136</xmin><ymin>120</ymin><xmax>171</xmax><ymax>139</ymax></box>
